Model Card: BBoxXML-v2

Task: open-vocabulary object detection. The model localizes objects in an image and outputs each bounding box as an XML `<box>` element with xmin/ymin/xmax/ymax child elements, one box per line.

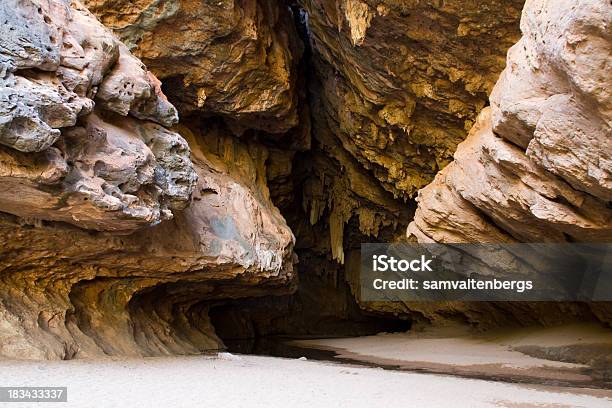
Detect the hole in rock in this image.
<box><xmin>208</xmin><ymin>295</ymin><xmax>412</xmax><ymax>357</ymax></box>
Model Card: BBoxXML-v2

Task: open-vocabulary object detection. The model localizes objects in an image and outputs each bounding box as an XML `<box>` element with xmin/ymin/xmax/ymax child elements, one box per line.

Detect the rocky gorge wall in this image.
<box><xmin>0</xmin><ymin>0</ymin><xmax>610</xmax><ymax>359</ymax></box>
<box><xmin>400</xmin><ymin>0</ymin><xmax>612</xmax><ymax>326</ymax></box>
<box><xmin>0</xmin><ymin>0</ymin><xmax>295</xmax><ymax>359</ymax></box>
<box><xmin>409</xmin><ymin>0</ymin><xmax>611</xmax><ymax>244</ymax></box>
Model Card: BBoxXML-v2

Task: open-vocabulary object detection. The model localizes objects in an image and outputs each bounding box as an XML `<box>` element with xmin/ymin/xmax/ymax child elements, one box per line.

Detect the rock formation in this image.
<box><xmin>299</xmin><ymin>0</ymin><xmax>523</xmax><ymax>263</ymax></box>
<box><xmin>409</xmin><ymin>0</ymin><xmax>611</xmax><ymax>247</ymax></box>
<box><xmin>301</xmin><ymin>0</ymin><xmax>523</xmax><ymax>199</ymax></box>
<box><xmin>0</xmin><ymin>0</ymin><xmax>295</xmax><ymax>359</ymax></box>
<box><xmin>83</xmin><ymin>0</ymin><xmax>303</xmax><ymax>134</ymax></box>
<box><xmin>83</xmin><ymin>0</ymin><xmax>526</xmax><ymax>265</ymax></box>
<box><xmin>403</xmin><ymin>0</ymin><xmax>611</xmax><ymax>325</ymax></box>
<box><xmin>0</xmin><ymin>0</ymin><xmax>193</xmax><ymax>230</ymax></box>
<box><xmin>0</xmin><ymin>0</ymin><xmax>609</xmax><ymax>359</ymax></box>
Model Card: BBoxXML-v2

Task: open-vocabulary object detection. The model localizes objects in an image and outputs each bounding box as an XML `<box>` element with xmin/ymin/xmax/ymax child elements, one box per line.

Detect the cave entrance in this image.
<box><xmin>207</xmin><ymin>295</ymin><xmax>412</xmax><ymax>357</ymax></box>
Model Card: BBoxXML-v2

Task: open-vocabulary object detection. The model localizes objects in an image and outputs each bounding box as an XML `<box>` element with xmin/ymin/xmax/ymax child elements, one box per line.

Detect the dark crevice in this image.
<box><xmin>197</xmin><ymin>5</ymin><xmax>418</xmax><ymax>347</ymax></box>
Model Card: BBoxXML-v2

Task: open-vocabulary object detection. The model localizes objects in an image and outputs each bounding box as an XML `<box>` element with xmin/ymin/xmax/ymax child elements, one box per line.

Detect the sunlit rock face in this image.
<box><xmin>0</xmin><ymin>0</ymin><xmax>295</xmax><ymax>359</ymax></box>
<box><xmin>403</xmin><ymin>0</ymin><xmax>611</xmax><ymax>325</ymax></box>
<box><xmin>300</xmin><ymin>0</ymin><xmax>523</xmax><ymax>200</ymax></box>
<box><xmin>0</xmin><ymin>0</ymin><xmax>193</xmax><ymax>231</ymax></box>
<box><xmin>83</xmin><ymin>0</ymin><xmax>303</xmax><ymax>134</ymax></box>
<box><xmin>409</xmin><ymin>0</ymin><xmax>611</xmax><ymax>246</ymax></box>
<box><xmin>0</xmin><ymin>129</ymin><xmax>296</xmax><ymax>359</ymax></box>
<box><xmin>83</xmin><ymin>0</ymin><xmax>525</xmax><ymax>264</ymax></box>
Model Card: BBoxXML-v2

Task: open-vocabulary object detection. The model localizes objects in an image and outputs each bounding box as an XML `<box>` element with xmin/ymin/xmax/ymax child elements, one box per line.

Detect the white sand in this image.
<box><xmin>1</xmin><ymin>354</ymin><xmax>610</xmax><ymax>408</ymax></box>
<box><xmin>296</xmin><ymin>323</ymin><xmax>612</xmax><ymax>369</ymax></box>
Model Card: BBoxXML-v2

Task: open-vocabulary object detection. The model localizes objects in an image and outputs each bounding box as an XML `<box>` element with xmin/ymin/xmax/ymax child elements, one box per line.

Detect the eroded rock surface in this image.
<box><xmin>409</xmin><ymin>0</ymin><xmax>611</xmax><ymax>245</ymax></box>
<box><xmin>83</xmin><ymin>0</ymin><xmax>303</xmax><ymax>133</ymax></box>
<box><xmin>301</xmin><ymin>0</ymin><xmax>523</xmax><ymax>200</ymax></box>
<box><xmin>296</xmin><ymin>0</ymin><xmax>524</xmax><ymax>264</ymax></box>
<box><xmin>2</xmin><ymin>0</ymin><xmax>609</xmax><ymax>359</ymax></box>
<box><xmin>0</xmin><ymin>0</ymin><xmax>194</xmax><ymax>231</ymax></box>
<box><xmin>403</xmin><ymin>0</ymin><xmax>611</xmax><ymax>325</ymax></box>
<box><xmin>0</xmin><ymin>129</ymin><xmax>295</xmax><ymax>359</ymax></box>
<box><xmin>84</xmin><ymin>0</ymin><xmax>526</xmax><ymax>265</ymax></box>
<box><xmin>0</xmin><ymin>0</ymin><xmax>295</xmax><ymax>359</ymax></box>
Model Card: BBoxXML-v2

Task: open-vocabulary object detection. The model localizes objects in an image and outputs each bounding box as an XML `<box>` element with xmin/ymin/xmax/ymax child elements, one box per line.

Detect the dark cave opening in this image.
<box><xmin>200</xmin><ymin>4</ymin><xmax>420</xmax><ymax>350</ymax></box>
<box><xmin>208</xmin><ymin>295</ymin><xmax>412</xmax><ymax>355</ymax></box>
<box><xmin>156</xmin><ymin>2</ymin><xmax>421</xmax><ymax>350</ymax></box>
<box><xmin>207</xmin><ymin>256</ymin><xmax>413</xmax><ymax>354</ymax></box>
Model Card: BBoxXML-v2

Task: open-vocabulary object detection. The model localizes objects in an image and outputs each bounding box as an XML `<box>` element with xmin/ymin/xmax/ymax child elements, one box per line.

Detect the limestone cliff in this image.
<box><xmin>403</xmin><ymin>0</ymin><xmax>611</xmax><ymax>324</ymax></box>
<box><xmin>82</xmin><ymin>1</ymin><xmax>525</xmax><ymax>266</ymax></box>
<box><xmin>0</xmin><ymin>0</ymin><xmax>295</xmax><ymax>359</ymax></box>
<box><xmin>84</xmin><ymin>0</ymin><xmax>303</xmax><ymax>134</ymax></box>
<box><xmin>0</xmin><ymin>0</ymin><xmax>193</xmax><ymax>230</ymax></box>
<box><xmin>1</xmin><ymin>0</ymin><xmax>610</xmax><ymax>359</ymax></box>
<box><xmin>408</xmin><ymin>0</ymin><xmax>611</xmax><ymax>244</ymax></box>
<box><xmin>299</xmin><ymin>0</ymin><xmax>523</xmax><ymax>263</ymax></box>
<box><xmin>300</xmin><ymin>0</ymin><xmax>523</xmax><ymax>199</ymax></box>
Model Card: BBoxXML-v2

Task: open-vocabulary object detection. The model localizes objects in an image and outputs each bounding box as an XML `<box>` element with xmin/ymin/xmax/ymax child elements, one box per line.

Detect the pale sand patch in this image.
<box><xmin>0</xmin><ymin>354</ymin><xmax>611</xmax><ymax>408</ymax></box>
<box><xmin>294</xmin><ymin>323</ymin><xmax>612</xmax><ymax>369</ymax></box>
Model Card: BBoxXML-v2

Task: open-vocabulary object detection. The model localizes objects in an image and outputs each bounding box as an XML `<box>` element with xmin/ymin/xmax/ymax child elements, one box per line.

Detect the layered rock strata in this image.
<box><xmin>80</xmin><ymin>0</ymin><xmax>424</xmax><ymax>337</ymax></box>
<box><xmin>2</xmin><ymin>0</ymin><xmax>610</xmax><ymax>359</ymax></box>
<box><xmin>403</xmin><ymin>0</ymin><xmax>611</xmax><ymax>325</ymax></box>
<box><xmin>409</xmin><ymin>0</ymin><xmax>611</xmax><ymax>248</ymax></box>
<box><xmin>0</xmin><ymin>0</ymin><xmax>295</xmax><ymax>359</ymax></box>
<box><xmin>297</xmin><ymin>0</ymin><xmax>523</xmax><ymax>263</ymax></box>
<box><xmin>82</xmin><ymin>1</ymin><xmax>526</xmax><ymax>266</ymax></box>
<box><xmin>83</xmin><ymin>0</ymin><xmax>303</xmax><ymax>134</ymax></box>
<box><xmin>300</xmin><ymin>0</ymin><xmax>524</xmax><ymax>201</ymax></box>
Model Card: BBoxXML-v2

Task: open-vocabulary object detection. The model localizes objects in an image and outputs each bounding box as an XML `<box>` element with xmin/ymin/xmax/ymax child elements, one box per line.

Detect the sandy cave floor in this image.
<box><xmin>294</xmin><ymin>323</ymin><xmax>612</xmax><ymax>391</ymax></box>
<box><xmin>1</xmin><ymin>352</ymin><xmax>611</xmax><ymax>408</ymax></box>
